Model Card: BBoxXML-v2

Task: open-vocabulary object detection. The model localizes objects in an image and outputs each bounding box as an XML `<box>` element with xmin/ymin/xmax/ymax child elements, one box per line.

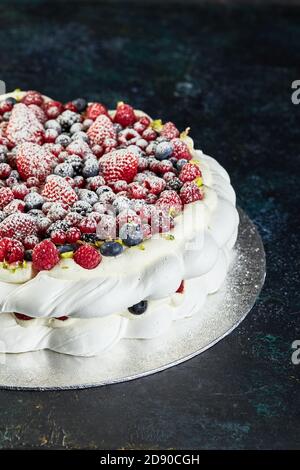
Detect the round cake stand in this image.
<box><xmin>0</xmin><ymin>208</ymin><xmax>265</xmax><ymax>390</ymax></box>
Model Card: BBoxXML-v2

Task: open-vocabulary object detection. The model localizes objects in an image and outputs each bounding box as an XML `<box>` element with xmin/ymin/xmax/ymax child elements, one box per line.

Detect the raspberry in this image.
<box><xmin>44</xmin><ymin>128</ymin><xmax>58</xmax><ymax>143</ymax></box>
<box><xmin>179</xmin><ymin>163</ymin><xmax>201</xmax><ymax>183</ymax></box>
<box><xmin>134</xmin><ymin>116</ymin><xmax>151</xmax><ymax>134</ymax></box>
<box><xmin>6</xmin><ymin>103</ymin><xmax>44</xmax><ymax>145</ymax></box>
<box><xmin>171</xmin><ymin>138</ymin><xmax>192</xmax><ymax>160</ymax></box>
<box><xmin>66</xmin><ymin>139</ymin><xmax>91</xmax><ymax>157</ymax></box>
<box><xmin>180</xmin><ymin>181</ymin><xmax>203</xmax><ymax>204</ymax></box>
<box><xmin>176</xmin><ymin>280</ymin><xmax>184</xmax><ymax>293</ymax></box>
<box><xmin>160</xmin><ymin>122</ymin><xmax>180</xmax><ymax>140</ymax></box>
<box><xmin>155</xmin><ymin>190</ymin><xmax>182</xmax><ymax>215</ymax></box>
<box><xmin>21</xmin><ymin>91</ymin><xmax>44</xmax><ymax>107</ymax></box>
<box><xmin>16</xmin><ymin>142</ymin><xmax>56</xmax><ymax>182</ymax></box>
<box><xmin>0</xmin><ymin>213</ymin><xmax>37</xmax><ymax>240</ymax></box>
<box><xmin>12</xmin><ymin>183</ymin><xmax>29</xmax><ymax>199</ymax></box>
<box><xmin>3</xmin><ymin>199</ymin><xmax>25</xmax><ymax>215</ymax></box>
<box><xmin>114</xmin><ymin>102</ymin><xmax>136</xmax><ymax>127</ymax></box>
<box><xmin>142</xmin><ymin>128</ymin><xmax>157</xmax><ymax>141</ymax></box>
<box><xmin>91</xmin><ymin>144</ymin><xmax>104</xmax><ymax>158</ymax></box>
<box><xmin>157</xmin><ymin>160</ymin><xmax>174</xmax><ymax>174</ymax></box>
<box><xmin>0</xmin><ymin>100</ymin><xmax>13</xmax><ymax>115</ymax></box>
<box><xmin>99</xmin><ymin>149</ymin><xmax>138</xmax><ymax>183</ymax></box>
<box><xmin>86</xmin><ymin>175</ymin><xmax>106</xmax><ymax>191</ymax></box>
<box><xmin>109</xmin><ymin>180</ymin><xmax>128</xmax><ymax>193</ymax></box>
<box><xmin>51</xmin><ymin>230</ymin><xmax>66</xmax><ymax>244</ymax></box>
<box><xmin>73</xmin><ymin>244</ymin><xmax>101</xmax><ymax>269</ymax></box>
<box><xmin>32</xmin><ymin>239</ymin><xmax>60</xmax><ymax>271</ymax></box>
<box><xmin>127</xmin><ymin>182</ymin><xmax>148</xmax><ymax>200</ymax></box>
<box><xmin>43</xmin><ymin>101</ymin><xmax>64</xmax><ymax>119</ymax></box>
<box><xmin>64</xmin><ymin>101</ymin><xmax>78</xmax><ymax>112</ymax></box>
<box><xmin>23</xmin><ymin>235</ymin><xmax>40</xmax><ymax>249</ymax></box>
<box><xmin>26</xmin><ymin>176</ymin><xmax>40</xmax><ymax>188</ymax></box>
<box><xmin>0</xmin><ymin>237</ymin><xmax>24</xmax><ymax>263</ymax></box>
<box><xmin>65</xmin><ymin>227</ymin><xmax>81</xmax><ymax>243</ymax></box>
<box><xmin>64</xmin><ymin>212</ymin><xmax>83</xmax><ymax>227</ymax></box>
<box><xmin>42</xmin><ymin>175</ymin><xmax>78</xmax><ymax>205</ymax></box>
<box><xmin>0</xmin><ymin>163</ymin><xmax>11</xmax><ymax>179</ymax></box>
<box><xmin>78</xmin><ymin>217</ymin><xmax>97</xmax><ymax>234</ymax></box>
<box><xmin>143</xmin><ymin>175</ymin><xmax>166</xmax><ymax>195</ymax></box>
<box><xmin>87</xmin><ymin>114</ymin><xmax>116</xmax><ymax>147</ymax></box>
<box><xmin>86</xmin><ymin>102</ymin><xmax>108</xmax><ymax>120</ymax></box>
<box><xmin>0</xmin><ymin>187</ymin><xmax>14</xmax><ymax>209</ymax></box>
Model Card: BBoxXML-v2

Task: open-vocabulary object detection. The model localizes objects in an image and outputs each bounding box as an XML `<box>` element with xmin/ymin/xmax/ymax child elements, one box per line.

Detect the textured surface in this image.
<box><xmin>0</xmin><ymin>0</ymin><xmax>299</xmax><ymax>449</ymax></box>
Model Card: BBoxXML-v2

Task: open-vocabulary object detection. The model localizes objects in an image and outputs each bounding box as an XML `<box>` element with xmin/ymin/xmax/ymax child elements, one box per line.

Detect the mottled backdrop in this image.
<box><xmin>0</xmin><ymin>0</ymin><xmax>299</xmax><ymax>449</ymax></box>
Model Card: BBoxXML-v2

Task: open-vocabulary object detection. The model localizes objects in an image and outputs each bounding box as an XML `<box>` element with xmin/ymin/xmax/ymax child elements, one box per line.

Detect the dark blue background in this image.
<box><xmin>0</xmin><ymin>0</ymin><xmax>299</xmax><ymax>449</ymax></box>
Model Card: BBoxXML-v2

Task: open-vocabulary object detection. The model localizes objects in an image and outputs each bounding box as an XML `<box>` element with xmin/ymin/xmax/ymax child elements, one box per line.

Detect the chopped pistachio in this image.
<box><xmin>151</xmin><ymin>119</ymin><xmax>163</xmax><ymax>132</ymax></box>
<box><xmin>60</xmin><ymin>251</ymin><xmax>74</xmax><ymax>259</ymax></box>
<box><xmin>195</xmin><ymin>177</ymin><xmax>203</xmax><ymax>187</ymax></box>
<box><xmin>180</xmin><ymin>127</ymin><xmax>190</xmax><ymax>139</ymax></box>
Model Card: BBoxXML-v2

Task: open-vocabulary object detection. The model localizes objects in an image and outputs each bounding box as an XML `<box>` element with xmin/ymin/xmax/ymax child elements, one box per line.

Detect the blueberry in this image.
<box><xmin>82</xmin><ymin>119</ymin><xmax>93</xmax><ymax>130</ymax></box>
<box><xmin>82</xmin><ymin>159</ymin><xmax>99</xmax><ymax>178</ymax></box>
<box><xmin>28</xmin><ymin>209</ymin><xmax>44</xmax><ymax>218</ymax></box>
<box><xmin>81</xmin><ymin>233</ymin><xmax>100</xmax><ymax>244</ymax></box>
<box><xmin>66</xmin><ymin>154</ymin><xmax>83</xmax><ymax>175</ymax></box>
<box><xmin>58</xmin><ymin>110</ymin><xmax>81</xmax><ymax>129</ymax></box>
<box><xmin>10</xmin><ymin>170</ymin><xmax>19</xmax><ymax>180</ymax></box>
<box><xmin>96</xmin><ymin>185</ymin><xmax>113</xmax><ymax>197</ymax></box>
<box><xmin>169</xmin><ymin>157</ymin><xmax>178</xmax><ymax>166</ymax></box>
<box><xmin>78</xmin><ymin>189</ymin><xmax>98</xmax><ymax>206</ymax></box>
<box><xmin>100</xmin><ymin>241</ymin><xmax>124</xmax><ymax>257</ymax></box>
<box><xmin>112</xmin><ymin>196</ymin><xmax>132</xmax><ymax>214</ymax></box>
<box><xmin>0</xmin><ymin>210</ymin><xmax>6</xmax><ymax>222</ymax></box>
<box><xmin>45</xmin><ymin>120</ymin><xmax>62</xmax><ymax>133</ymax></box>
<box><xmin>24</xmin><ymin>250</ymin><xmax>33</xmax><ymax>261</ymax></box>
<box><xmin>113</xmin><ymin>123</ymin><xmax>123</xmax><ymax>133</ymax></box>
<box><xmin>6</xmin><ymin>97</ymin><xmax>17</xmax><ymax>105</ymax></box>
<box><xmin>176</xmin><ymin>159</ymin><xmax>188</xmax><ymax>171</ymax></box>
<box><xmin>46</xmin><ymin>220</ymin><xmax>70</xmax><ymax>236</ymax></box>
<box><xmin>70</xmin><ymin>123</ymin><xmax>83</xmax><ymax>134</ymax></box>
<box><xmin>166</xmin><ymin>177</ymin><xmax>183</xmax><ymax>191</ymax></box>
<box><xmin>72</xmin><ymin>98</ymin><xmax>87</xmax><ymax>112</ymax></box>
<box><xmin>55</xmin><ymin>133</ymin><xmax>71</xmax><ymax>147</ymax></box>
<box><xmin>155</xmin><ymin>141</ymin><xmax>173</xmax><ymax>160</ymax></box>
<box><xmin>71</xmin><ymin>131</ymin><xmax>89</xmax><ymax>143</ymax></box>
<box><xmin>58</xmin><ymin>244</ymin><xmax>77</xmax><ymax>254</ymax></box>
<box><xmin>24</xmin><ymin>192</ymin><xmax>44</xmax><ymax>211</ymax></box>
<box><xmin>119</xmin><ymin>222</ymin><xmax>143</xmax><ymax>247</ymax></box>
<box><xmin>71</xmin><ymin>200</ymin><xmax>92</xmax><ymax>215</ymax></box>
<box><xmin>128</xmin><ymin>300</ymin><xmax>148</xmax><ymax>315</ymax></box>
<box><xmin>54</xmin><ymin>162</ymin><xmax>74</xmax><ymax>178</ymax></box>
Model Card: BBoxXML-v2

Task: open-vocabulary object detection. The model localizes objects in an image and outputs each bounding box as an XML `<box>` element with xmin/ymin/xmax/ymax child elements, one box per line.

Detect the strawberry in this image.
<box><xmin>0</xmin><ymin>237</ymin><xmax>24</xmax><ymax>263</ymax></box>
<box><xmin>42</xmin><ymin>175</ymin><xmax>78</xmax><ymax>205</ymax></box>
<box><xmin>43</xmin><ymin>100</ymin><xmax>64</xmax><ymax>119</ymax></box>
<box><xmin>0</xmin><ymin>213</ymin><xmax>37</xmax><ymax>240</ymax></box>
<box><xmin>32</xmin><ymin>239</ymin><xmax>60</xmax><ymax>271</ymax></box>
<box><xmin>16</xmin><ymin>142</ymin><xmax>55</xmax><ymax>182</ymax></box>
<box><xmin>99</xmin><ymin>149</ymin><xmax>138</xmax><ymax>183</ymax></box>
<box><xmin>28</xmin><ymin>104</ymin><xmax>47</xmax><ymax>124</ymax></box>
<box><xmin>6</xmin><ymin>103</ymin><xmax>44</xmax><ymax>145</ymax></box>
<box><xmin>171</xmin><ymin>138</ymin><xmax>192</xmax><ymax>160</ymax></box>
<box><xmin>179</xmin><ymin>163</ymin><xmax>201</xmax><ymax>183</ymax></box>
<box><xmin>160</xmin><ymin>122</ymin><xmax>180</xmax><ymax>140</ymax></box>
<box><xmin>180</xmin><ymin>181</ymin><xmax>203</xmax><ymax>204</ymax></box>
<box><xmin>87</xmin><ymin>114</ymin><xmax>116</xmax><ymax>147</ymax></box>
<box><xmin>86</xmin><ymin>102</ymin><xmax>108</xmax><ymax>120</ymax></box>
<box><xmin>21</xmin><ymin>91</ymin><xmax>44</xmax><ymax>107</ymax></box>
<box><xmin>0</xmin><ymin>187</ymin><xmax>14</xmax><ymax>209</ymax></box>
<box><xmin>155</xmin><ymin>190</ymin><xmax>182</xmax><ymax>215</ymax></box>
<box><xmin>176</xmin><ymin>280</ymin><xmax>185</xmax><ymax>293</ymax></box>
<box><xmin>73</xmin><ymin>244</ymin><xmax>101</xmax><ymax>269</ymax></box>
<box><xmin>114</xmin><ymin>102</ymin><xmax>136</xmax><ymax>127</ymax></box>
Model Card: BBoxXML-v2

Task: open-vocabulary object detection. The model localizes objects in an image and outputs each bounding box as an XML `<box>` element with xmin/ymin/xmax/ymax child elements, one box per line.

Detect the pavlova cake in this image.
<box><xmin>0</xmin><ymin>90</ymin><xmax>239</xmax><ymax>356</ymax></box>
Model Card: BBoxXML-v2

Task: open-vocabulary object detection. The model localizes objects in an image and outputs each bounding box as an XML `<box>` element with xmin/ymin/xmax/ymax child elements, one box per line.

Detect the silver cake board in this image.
<box><xmin>0</xmin><ymin>209</ymin><xmax>265</xmax><ymax>390</ymax></box>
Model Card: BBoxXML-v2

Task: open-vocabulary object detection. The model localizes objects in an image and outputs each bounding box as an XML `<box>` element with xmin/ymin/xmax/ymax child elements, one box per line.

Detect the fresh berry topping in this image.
<box><xmin>16</xmin><ymin>142</ymin><xmax>55</xmax><ymax>182</ymax></box>
<box><xmin>12</xmin><ymin>183</ymin><xmax>29</xmax><ymax>199</ymax></box>
<box><xmin>179</xmin><ymin>163</ymin><xmax>201</xmax><ymax>183</ymax></box>
<box><xmin>23</xmin><ymin>235</ymin><xmax>40</xmax><ymax>250</ymax></box>
<box><xmin>0</xmin><ymin>237</ymin><xmax>24</xmax><ymax>263</ymax></box>
<box><xmin>0</xmin><ymin>187</ymin><xmax>14</xmax><ymax>209</ymax></box>
<box><xmin>64</xmin><ymin>101</ymin><xmax>78</xmax><ymax>112</ymax></box>
<box><xmin>143</xmin><ymin>175</ymin><xmax>166</xmax><ymax>195</ymax></box>
<box><xmin>3</xmin><ymin>199</ymin><xmax>25</xmax><ymax>215</ymax></box>
<box><xmin>87</xmin><ymin>114</ymin><xmax>116</xmax><ymax>146</ymax></box>
<box><xmin>72</xmin><ymin>98</ymin><xmax>87</xmax><ymax>113</ymax></box>
<box><xmin>86</xmin><ymin>175</ymin><xmax>105</xmax><ymax>191</ymax></box>
<box><xmin>78</xmin><ymin>217</ymin><xmax>97</xmax><ymax>234</ymax></box>
<box><xmin>155</xmin><ymin>141</ymin><xmax>173</xmax><ymax>160</ymax></box>
<box><xmin>99</xmin><ymin>149</ymin><xmax>138</xmax><ymax>183</ymax></box>
<box><xmin>128</xmin><ymin>300</ymin><xmax>148</xmax><ymax>315</ymax></box>
<box><xmin>86</xmin><ymin>102</ymin><xmax>108</xmax><ymax>120</ymax></box>
<box><xmin>127</xmin><ymin>182</ymin><xmax>148</xmax><ymax>200</ymax></box>
<box><xmin>0</xmin><ymin>99</ymin><xmax>13</xmax><ymax>115</ymax></box>
<box><xmin>73</xmin><ymin>244</ymin><xmax>101</xmax><ymax>269</ymax></box>
<box><xmin>32</xmin><ymin>239</ymin><xmax>60</xmax><ymax>271</ymax></box>
<box><xmin>171</xmin><ymin>138</ymin><xmax>192</xmax><ymax>160</ymax></box>
<box><xmin>176</xmin><ymin>280</ymin><xmax>185</xmax><ymax>293</ymax></box>
<box><xmin>0</xmin><ymin>213</ymin><xmax>37</xmax><ymax>240</ymax></box>
<box><xmin>0</xmin><ymin>163</ymin><xmax>11</xmax><ymax>179</ymax></box>
<box><xmin>21</xmin><ymin>91</ymin><xmax>44</xmax><ymax>107</ymax></box>
<box><xmin>119</xmin><ymin>222</ymin><xmax>143</xmax><ymax>246</ymax></box>
<box><xmin>100</xmin><ymin>241</ymin><xmax>124</xmax><ymax>257</ymax></box>
<box><xmin>180</xmin><ymin>181</ymin><xmax>203</xmax><ymax>204</ymax></box>
<box><xmin>155</xmin><ymin>190</ymin><xmax>182</xmax><ymax>215</ymax></box>
<box><xmin>42</xmin><ymin>175</ymin><xmax>78</xmax><ymax>205</ymax></box>
<box><xmin>6</xmin><ymin>103</ymin><xmax>44</xmax><ymax>145</ymax></box>
<box><xmin>66</xmin><ymin>139</ymin><xmax>91</xmax><ymax>157</ymax></box>
<box><xmin>160</xmin><ymin>122</ymin><xmax>180</xmax><ymax>140</ymax></box>
<box><xmin>28</xmin><ymin>104</ymin><xmax>47</xmax><ymax>124</ymax></box>
<box><xmin>142</xmin><ymin>128</ymin><xmax>157</xmax><ymax>141</ymax></box>
<box><xmin>114</xmin><ymin>102</ymin><xmax>136</xmax><ymax>127</ymax></box>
